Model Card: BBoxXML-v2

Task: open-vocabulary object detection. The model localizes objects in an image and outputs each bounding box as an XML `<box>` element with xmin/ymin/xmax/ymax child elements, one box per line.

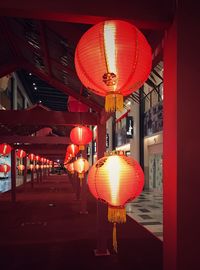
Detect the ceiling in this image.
<box><xmin>0</xmin><ymin>1</ymin><xmax>175</xmax><ymax>161</ymax></box>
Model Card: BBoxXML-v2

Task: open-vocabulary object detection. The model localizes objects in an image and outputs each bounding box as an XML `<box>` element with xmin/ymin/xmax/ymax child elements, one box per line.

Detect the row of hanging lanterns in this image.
<box><xmin>0</xmin><ymin>143</ymin><xmax>53</xmax><ymax>173</ymax></box>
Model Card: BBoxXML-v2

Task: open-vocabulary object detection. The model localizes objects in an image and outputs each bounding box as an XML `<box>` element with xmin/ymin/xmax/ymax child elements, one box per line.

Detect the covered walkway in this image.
<box><xmin>0</xmin><ymin>174</ymin><xmax>162</xmax><ymax>270</ymax></box>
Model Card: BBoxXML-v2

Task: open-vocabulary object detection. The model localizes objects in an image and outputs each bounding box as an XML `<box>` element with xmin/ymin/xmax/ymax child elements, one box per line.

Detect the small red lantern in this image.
<box><xmin>0</xmin><ymin>164</ymin><xmax>11</xmax><ymax>173</ymax></box>
<box><xmin>40</xmin><ymin>157</ymin><xmax>44</xmax><ymax>163</ymax></box>
<box><xmin>17</xmin><ymin>164</ymin><xmax>25</xmax><ymax>171</ymax></box>
<box><xmin>28</xmin><ymin>153</ymin><xmax>35</xmax><ymax>161</ymax></box>
<box><xmin>0</xmin><ymin>143</ymin><xmax>12</xmax><ymax>156</ymax></box>
<box><xmin>65</xmin><ymin>162</ymin><xmax>75</xmax><ymax>174</ymax></box>
<box><xmin>16</xmin><ymin>149</ymin><xmax>26</xmax><ymax>158</ymax></box>
<box><xmin>35</xmin><ymin>155</ymin><xmax>40</xmax><ymax>162</ymax></box>
<box><xmin>87</xmin><ymin>152</ymin><xmax>144</xmax><ymax>252</ymax></box>
<box><xmin>67</xmin><ymin>96</ymin><xmax>89</xmax><ymax>112</ymax></box>
<box><xmin>67</xmin><ymin>144</ymin><xmax>79</xmax><ymax>157</ymax></box>
<box><xmin>74</xmin><ymin>157</ymin><xmax>89</xmax><ymax>185</ymax></box>
<box><xmin>70</xmin><ymin>126</ymin><xmax>92</xmax><ymax>150</ymax></box>
<box><xmin>35</xmin><ymin>164</ymin><xmax>40</xmax><ymax>170</ymax></box>
<box><xmin>29</xmin><ymin>164</ymin><xmax>35</xmax><ymax>171</ymax></box>
<box><xmin>75</xmin><ymin>20</ymin><xmax>152</xmax><ymax>112</ymax></box>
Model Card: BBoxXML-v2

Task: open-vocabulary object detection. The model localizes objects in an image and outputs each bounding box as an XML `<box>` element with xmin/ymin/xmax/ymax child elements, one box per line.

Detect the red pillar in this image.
<box><xmin>164</xmin><ymin>5</ymin><xmax>200</xmax><ymax>270</ymax></box>
<box><xmin>11</xmin><ymin>149</ymin><xmax>16</xmax><ymax>202</ymax></box>
<box><xmin>95</xmin><ymin>123</ymin><xmax>110</xmax><ymax>256</ymax></box>
<box><xmin>23</xmin><ymin>155</ymin><xmax>27</xmax><ymax>185</ymax></box>
<box><xmin>80</xmin><ymin>149</ymin><xmax>88</xmax><ymax>214</ymax></box>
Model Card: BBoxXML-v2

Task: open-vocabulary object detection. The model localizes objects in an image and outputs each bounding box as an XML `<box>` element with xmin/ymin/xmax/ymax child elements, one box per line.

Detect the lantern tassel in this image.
<box><xmin>79</xmin><ymin>145</ymin><xmax>85</xmax><ymax>150</ymax></box>
<box><xmin>113</xmin><ymin>222</ymin><xmax>117</xmax><ymax>253</ymax></box>
<box><xmin>108</xmin><ymin>206</ymin><xmax>126</xmax><ymax>223</ymax></box>
<box><xmin>105</xmin><ymin>93</ymin><xmax>123</xmax><ymax>112</ymax></box>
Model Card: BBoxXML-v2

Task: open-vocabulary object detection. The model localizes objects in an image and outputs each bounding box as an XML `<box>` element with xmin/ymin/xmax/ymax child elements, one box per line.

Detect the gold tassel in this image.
<box><xmin>105</xmin><ymin>93</ymin><xmax>123</xmax><ymax>112</ymax></box>
<box><xmin>113</xmin><ymin>222</ymin><xmax>117</xmax><ymax>253</ymax></box>
<box><xmin>79</xmin><ymin>145</ymin><xmax>85</xmax><ymax>150</ymax></box>
<box><xmin>108</xmin><ymin>206</ymin><xmax>126</xmax><ymax>223</ymax></box>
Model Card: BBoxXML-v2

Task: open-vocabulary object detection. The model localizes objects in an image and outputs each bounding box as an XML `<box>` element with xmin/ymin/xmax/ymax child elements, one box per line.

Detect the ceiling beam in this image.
<box><xmin>0</xmin><ymin>110</ymin><xmax>98</xmax><ymax>126</ymax></box>
<box><xmin>0</xmin><ymin>136</ymin><xmax>71</xmax><ymax>144</ymax></box>
<box><xmin>22</xmin><ymin>62</ymin><xmax>103</xmax><ymax>112</ymax></box>
<box><xmin>0</xmin><ymin>1</ymin><xmax>175</xmax><ymax>30</ymax></box>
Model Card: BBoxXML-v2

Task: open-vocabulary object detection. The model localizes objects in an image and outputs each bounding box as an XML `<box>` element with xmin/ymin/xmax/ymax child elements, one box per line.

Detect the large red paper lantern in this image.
<box><xmin>70</xmin><ymin>126</ymin><xmax>92</xmax><ymax>150</ymax></box>
<box><xmin>0</xmin><ymin>143</ymin><xmax>12</xmax><ymax>156</ymax></box>
<box><xmin>87</xmin><ymin>152</ymin><xmax>144</xmax><ymax>252</ymax></box>
<box><xmin>67</xmin><ymin>144</ymin><xmax>79</xmax><ymax>157</ymax></box>
<box><xmin>0</xmin><ymin>164</ymin><xmax>11</xmax><ymax>173</ymax></box>
<box><xmin>75</xmin><ymin>20</ymin><xmax>152</xmax><ymax>112</ymax></box>
<box><xmin>68</xmin><ymin>96</ymin><xmax>88</xmax><ymax>112</ymax></box>
<box><xmin>16</xmin><ymin>149</ymin><xmax>26</xmax><ymax>158</ymax></box>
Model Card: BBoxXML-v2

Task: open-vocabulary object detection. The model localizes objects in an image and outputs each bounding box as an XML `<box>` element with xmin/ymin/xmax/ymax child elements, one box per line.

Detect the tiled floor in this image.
<box><xmin>126</xmin><ymin>190</ymin><xmax>163</xmax><ymax>241</ymax></box>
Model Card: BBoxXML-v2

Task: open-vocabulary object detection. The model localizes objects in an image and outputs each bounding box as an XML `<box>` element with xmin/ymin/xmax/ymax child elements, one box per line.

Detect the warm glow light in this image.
<box><xmin>104</xmin><ymin>22</ymin><xmax>117</xmax><ymax>75</ymax></box>
<box><xmin>106</xmin><ymin>156</ymin><xmax>120</xmax><ymax>205</ymax></box>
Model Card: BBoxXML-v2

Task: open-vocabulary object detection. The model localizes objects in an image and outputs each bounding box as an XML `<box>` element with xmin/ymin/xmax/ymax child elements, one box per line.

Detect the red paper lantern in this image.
<box><xmin>29</xmin><ymin>164</ymin><xmax>35</xmax><ymax>170</ymax></box>
<box><xmin>68</xmin><ymin>96</ymin><xmax>88</xmax><ymax>112</ymax></box>
<box><xmin>35</xmin><ymin>155</ymin><xmax>40</xmax><ymax>162</ymax></box>
<box><xmin>16</xmin><ymin>149</ymin><xmax>26</xmax><ymax>158</ymax></box>
<box><xmin>28</xmin><ymin>153</ymin><xmax>35</xmax><ymax>161</ymax></box>
<box><xmin>0</xmin><ymin>143</ymin><xmax>12</xmax><ymax>156</ymax></box>
<box><xmin>70</xmin><ymin>126</ymin><xmax>92</xmax><ymax>150</ymax></box>
<box><xmin>35</xmin><ymin>164</ymin><xmax>40</xmax><ymax>170</ymax></box>
<box><xmin>74</xmin><ymin>157</ymin><xmax>89</xmax><ymax>185</ymax></box>
<box><xmin>75</xmin><ymin>20</ymin><xmax>152</xmax><ymax>112</ymax></box>
<box><xmin>65</xmin><ymin>162</ymin><xmax>75</xmax><ymax>174</ymax></box>
<box><xmin>0</xmin><ymin>164</ymin><xmax>11</xmax><ymax>173</ymax></box>
<box><xmin>17</xmin><ymin>164</ymin><xmax>25</xmax><ymax>171</ymax></box>
<box><xmin>87</xmin><ymin>152</ymin><xmax>144</xmax><ymax>252</ymax></box>
<box><xmin>67</xmin><ymin>144</ymin><xmax>79</xmax><ymax>157</ymax></box>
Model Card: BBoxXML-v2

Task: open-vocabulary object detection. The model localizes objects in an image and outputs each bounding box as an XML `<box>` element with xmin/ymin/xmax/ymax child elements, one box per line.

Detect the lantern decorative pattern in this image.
<box><xmin>0</xmin><ymin>143</ymin><xmax>12</xmax><ymax>156</ymax></box>
<box><xmin>0</xmin><ymin>164</ymin><xmax>11</xmax><ymax>173</ymax></box>
<box><xmin>87</xmin><ymin>152</ymin><xmax>144</xmax><ymax>252</ymax></box>
<box><xmin>74</xmin><ymin>157</ymin><xmax>89</xmax><ymax>185</ymax></box>
<box><xmin>67</xmin><ymin>96</ymin><xmax>88</xmax><ymax>112</ymax></box>
<box><xmin>70</xmin><ymin>126</ymin><xmax>92</xmax><ymax>150</ymax></box>
<box><xmin>67</xmin><ymin>144</ymin><xmax>79</xmax><ymax>157</ymax></box>
<box><xmin>75</xmin><ymin>20</ymin><xmax>152</xmax><ymax>112</ymax></box>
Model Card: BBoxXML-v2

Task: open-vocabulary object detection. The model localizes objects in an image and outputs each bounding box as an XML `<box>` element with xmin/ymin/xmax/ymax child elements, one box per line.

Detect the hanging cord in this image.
<box><xmin>113</xmin><ymin>222</ymin><xmax>117</xmax><ymax>253</ymax></box>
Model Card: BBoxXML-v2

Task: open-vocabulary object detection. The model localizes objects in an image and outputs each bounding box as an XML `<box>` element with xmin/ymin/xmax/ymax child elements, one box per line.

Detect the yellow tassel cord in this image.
<box><xmin>105</xmin><ymin>93</ymin><xmax>123</xmax><ymax>112</ymax></box>
<box><xmin>108</xmin><ymin>206</ymin><xmax>126</xmax><ymax>253</ymax></box>
<box><xmin>78</xmin><ymin>173</ymin><xmax>84</xmax><ymax>186</ymax></box>
<box><xmin>79</xmin><ymin>145</ymin><xmax>85</xmax><ymax>150</ymax></box>
<box><xmin>113</xmin><ymin>222</ymin><xmax>117</xmax><ymax>253</ymax></box>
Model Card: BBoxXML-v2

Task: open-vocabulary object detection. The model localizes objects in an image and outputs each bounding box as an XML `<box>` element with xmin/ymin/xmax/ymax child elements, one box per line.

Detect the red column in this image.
<box><xmin>95</xmin><ymin>123</ymin><xmax>110</xmax><ymax>256</ymax></box>
<box><xmin>11</xmin><ymin>149</ymin><xmax>16</xmax><ymax>202</ymax></box>
<box><xmin>164</xmin><ymin>6</ymin><xmax>200</xmax><ymax>270</ymax></box>
<box><xmin>23</xmin><ymin>155</ymin><xmax>27</xmax><ymax>185</ymax></box>
<box><xmin>80</xmin><ymin>149</ymin><xmax>88</xmax><ymax>214</ymax></box>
